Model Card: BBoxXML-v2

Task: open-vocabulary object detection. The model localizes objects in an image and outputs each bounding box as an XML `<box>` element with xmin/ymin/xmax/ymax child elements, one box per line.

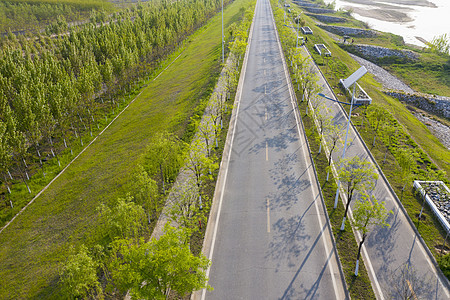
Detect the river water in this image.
<box><xmin>323</xmin><ymin>0</ymin><xmax>450</xmax><ymax>47</ymax></box>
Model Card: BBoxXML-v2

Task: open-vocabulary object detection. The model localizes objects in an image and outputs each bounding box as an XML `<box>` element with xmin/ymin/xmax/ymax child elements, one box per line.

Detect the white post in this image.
<box><xmin>355</xmin><ymin>259</ymin><xmax>359</xmax><ymax>276</ymax></box>
<box><xmin>222</xmin><ymin>0</ymin><xmax>224</xmax><ymax>64</ymax></box>
<box><xmin>334</xmin><ymin>83</ymin><xmax>356</xmax><ymax>209</ymax></box>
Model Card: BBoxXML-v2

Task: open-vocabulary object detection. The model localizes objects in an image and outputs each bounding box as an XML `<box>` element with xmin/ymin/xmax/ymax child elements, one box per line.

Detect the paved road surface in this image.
<box><xmin>199</xmin><ymin>0</ymin><xmax>347</xmax><ymax>298</ymax></box>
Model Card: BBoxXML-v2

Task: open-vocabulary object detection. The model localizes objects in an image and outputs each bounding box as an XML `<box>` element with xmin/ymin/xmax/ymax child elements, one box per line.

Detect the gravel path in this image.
<box><xmin>349</xmin><ymin>53</ymin><xmax>415</xmax><ymax>93</ymax></box>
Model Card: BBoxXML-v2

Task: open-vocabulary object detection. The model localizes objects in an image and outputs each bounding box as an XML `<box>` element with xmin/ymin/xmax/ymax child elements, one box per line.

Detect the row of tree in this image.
<box><xmin>0</xmin><ymin>0</ymin><xmax>230</xmax><ymax>207</ymax></box>
<box><xmin>57</xmin><ymin>1</ymin><xmax>255</xmax><ymax>297</ymax></box>
<box><xmin>0</xmin><ymin>0</ymin><xmax>112</xmax><ymax>34</ymax></box>
<box><xmin>276</xmin><ymin>3</ymin><xmax>392</xmax><ymax>279</ymax></box>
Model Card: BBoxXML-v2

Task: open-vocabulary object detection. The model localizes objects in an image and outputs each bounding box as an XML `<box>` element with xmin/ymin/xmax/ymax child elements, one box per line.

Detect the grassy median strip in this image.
<box><xmin>299</xmin><ymin>102</ymin><xmax>376</xmax><ymax>299</ymax></box>
<box><xmin>0</xmin><ymin>0</ymin><xmax>253</xmax><ymax>297</ymax></box>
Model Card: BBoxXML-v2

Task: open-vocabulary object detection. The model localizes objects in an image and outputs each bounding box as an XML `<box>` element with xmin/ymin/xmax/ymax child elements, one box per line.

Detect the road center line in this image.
<box><xmin>266</xmin><ymin>141</ymin><xmax>269</xmax><ymax>161</ymax></box>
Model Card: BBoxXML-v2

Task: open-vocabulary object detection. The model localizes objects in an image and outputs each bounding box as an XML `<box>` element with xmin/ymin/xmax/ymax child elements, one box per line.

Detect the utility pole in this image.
<box><xmin>222</xmin><ymin>0</ymin><xmax>224</xmax><ymax>64</ymax></box>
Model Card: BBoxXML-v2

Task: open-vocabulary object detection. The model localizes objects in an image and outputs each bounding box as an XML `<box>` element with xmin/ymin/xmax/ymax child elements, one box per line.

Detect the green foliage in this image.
<box><xmin>438</xmin><ymin>254</ymin><xmax>450</xmax><ymax>279</ymax></box>
<box><xmin>143</xmin><ymin>131</ymin><xmax>185</xmax><ymax>194</ymax></box>
<box><xmin>0</xmin><ymin>0</ymin><xmax>254</xmax><ymax>297</ymax></box>
<box><xmin>0</xmin><ymin>0</ymin><xmax>227</xmax><ymax>213</ymax></box>
<box><xmin>108</xmin><ymin>225</ymin><xmax>211</xmax><ymax>299</ymax></box>
<box><xmin>352</xmin><ymin>194</ymin><xmax>391</xmax><ymax>238</ymax></box>
<box><xmin>0</xmin><ymin>0</ymin><xmax>113</xmax><ymax>33</ymax></box>
<box><xmin>131</xmin><ymin>165</ymin><xmax>161</xmax><ymax>224</ymax></box>
<box><xmin>338</xmin><ymin>156</ymin><xmax>378</xmax><ymax>203</ymax></box>
<box><xmin>429</xmin><ymin>34</ymin><xmax>450</xmax><ymax>56</ymax></box>
<box><xmin>98</xmin><ymin>194</ymin><xmax>147</xmax><ymax>241</ymax></box>
<box><xmin>60</xmin><ymin>245</ymin><xmax>103</xmax><ymax>299</ymax></box>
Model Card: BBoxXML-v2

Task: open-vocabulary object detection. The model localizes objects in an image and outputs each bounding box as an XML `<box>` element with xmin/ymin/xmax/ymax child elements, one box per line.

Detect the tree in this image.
<box><xmin>381</xmin><ymin>123</ymin><xmax>397</xmax><ymax>164</ymax></box>
<box><xmin>184</xmin><ymin>139</ymin><xmax>218</xmax><ymax>209</ymax></box>
<box><xmin>98</xmin><ymin>194</ymin><xmax>147</xmax><ymax>241</ymax></box>
<box><xmin>194</xmin><ymin>116</ymin><xmax>213</xmax><ymax>157</ymax></box>
<box><xmin>351</xmin><ymin>194</ymin><xmax>391</xmax><ymax>276</ymax></box>
<box><xmin>396</xmin><ymin>148</ymin><xmax>415</xmax><ymax>199</ymax></box>
<box><xmin>168</xmin><ymin>178</ymin><xmax>206</xmax><ymax>240</ymax></box>
<box><xmin>0</xmin><ymin>120</ymin><xmax>12</xmax><ymax>201</ymax></box>
<box><xmin>60</xmin><ymin>245</ymin><xmax>103</xmax><ymax>299</ymax></box>
<box><xmin>132</xmin><ymin>165</ymin><xmax>160</xmax><ymax>224</ymax></box>
<box><xmin>291</xmin><ymin>51</ymin><xmax>321</xmax><ymax>114</ymax></box>
<box><xmin>145</xmin><ymin>131</ymin><xmax>184</xmax><ymax>194</ymax></box>
<box><xmin>312</xmin><ymin>103</ymin><xmax>331</xmax><ymax>154</ymax></box>
<box><xmin>108</xmin><ymin>225</ymin><xmax>211</xmax><ymax>299</ymax></box>
<box><xmin>367</xmin><ymin>105</ymin><xmax>386</xmax><ymax>146</ymax></box>
<box><xmin>338</xmin><ymin>156</ymin><xmax>378</xmax><ymax>230</ymax></box>
<box><xmin>324</xmin><ymin>122</ymin><xmax>343</xmax><ymax>181</ymax></box>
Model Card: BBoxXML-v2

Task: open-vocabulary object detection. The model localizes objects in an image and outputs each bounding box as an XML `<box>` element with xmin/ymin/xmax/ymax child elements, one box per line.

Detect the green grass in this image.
<box><xmin>290</xmin><ymin>9</ymin><xmax>450</xmax><ymax>179</ymax></box>
<box><xmin>0</xmin><ymin>0</ymin><xmax>253</xmax><ymax>297</ymax></box>
<box><xmin>299</xmin><ymin>0</ymin><xmax>450</xmax><ymax>96</ymax></box>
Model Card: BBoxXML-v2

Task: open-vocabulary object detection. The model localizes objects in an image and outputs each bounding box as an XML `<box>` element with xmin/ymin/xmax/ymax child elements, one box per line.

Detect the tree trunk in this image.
<box><xmin>355</xmin><ymin>234</ymin><xmax>366</xmax><ymax>276</ymax></box>
<box><xmin>341</xmin><ymin>194</ymin><xmax>352</xmax><ymax>230</ymax></box>
<box><xmin>159</xmin><ymin>163</ymin><xmax>165</xmax><ymax>194</ymax></box>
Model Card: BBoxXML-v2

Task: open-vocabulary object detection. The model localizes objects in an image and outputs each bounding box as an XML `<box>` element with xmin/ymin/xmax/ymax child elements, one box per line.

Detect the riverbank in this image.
<box><xmin>325</xmin><ymin>0</ymin><xmax>450</xmax><ymax>46</ymax></box>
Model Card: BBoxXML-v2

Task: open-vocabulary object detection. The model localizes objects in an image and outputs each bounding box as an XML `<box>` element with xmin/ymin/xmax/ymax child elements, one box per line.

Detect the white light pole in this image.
<box><xmin>333</xmin><ymin>67</ymin><xmax>368</xmax><ymax>211</ymax></box>
<box><xmin>222</xmin><ymin>0</ymin><xmax>224</xmax><ymax>64</ymax></box>
<box><xmin>296</xmin><ymin>13</ymin><xmax>300</xmax><ymax>48</ymax></box>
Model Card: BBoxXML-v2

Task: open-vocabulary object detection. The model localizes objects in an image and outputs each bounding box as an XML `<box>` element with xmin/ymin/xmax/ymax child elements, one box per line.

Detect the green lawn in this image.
<box><xmin>0</xmin><ymin>0</ymin><xmax>252</xmax><ymax>297</ymax></box>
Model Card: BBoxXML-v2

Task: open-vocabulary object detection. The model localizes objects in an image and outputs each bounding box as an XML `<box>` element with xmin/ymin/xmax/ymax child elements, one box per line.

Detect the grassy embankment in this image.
<box><xmin>272</xmin><ymin>2</ymin><xmax>376</xmax><ymax>298</ymax></box>
<box><xmin>286</xmin><ymin>0</ymin><xmax>450</xmax><ymax>277</ymax></box>
<box><xmin>0</xmin><ymin>0</ymin><xmax>114</xmax><ymax>34</ymax></box>
<box><xmin>0</xmin><ymin>0</ymin><xmax>253</xmax><ymax>297</ymax></box>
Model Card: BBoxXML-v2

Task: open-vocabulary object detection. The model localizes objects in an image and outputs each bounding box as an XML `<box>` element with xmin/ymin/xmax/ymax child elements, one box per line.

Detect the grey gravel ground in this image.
<box><xmin>413</xmin><ymin>112</ymin><xmax>450</xmax><ymax>149</ymax></box>
<box><xmin>349</xmin><ymin>53</ymin><xmax>415</xmax><ymax>93</ymax></box>
<box><xmin>349</xmin><ymin>53</ymin><xmax>450</xmax><ymax>149</ymax></box>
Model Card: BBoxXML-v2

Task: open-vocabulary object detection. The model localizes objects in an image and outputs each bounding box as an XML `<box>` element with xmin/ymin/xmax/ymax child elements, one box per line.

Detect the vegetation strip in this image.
<box><xmin>0</xmin><ymin>0</ymin><xmax>253</xmax><ymax>297</ymax></box>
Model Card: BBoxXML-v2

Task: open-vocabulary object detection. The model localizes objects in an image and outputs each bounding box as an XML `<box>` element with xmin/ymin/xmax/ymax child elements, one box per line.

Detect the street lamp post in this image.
<box><xmin>222</xmin><ymin>0</ymin><xmax>224</xmax><ymax>64</ymax></box>
<box><xmin>317</xmin><ymin>66</ymin><xmax>368</xmax><ymax>212</ymax></box>
<box><xmin>296</xmin><ymin>13</ymin><xmax>301</xmax><ymax>48</ymax></box>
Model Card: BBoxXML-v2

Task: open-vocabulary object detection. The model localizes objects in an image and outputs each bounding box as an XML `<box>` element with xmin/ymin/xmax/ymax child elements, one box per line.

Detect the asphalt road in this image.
<box><xmin>201</xmin><ymin>0</ymin><xmax>347</xmax><ymax>298</ymax></box>
<box><xmin>297</xmin><ymin>44</ymin><xmax>450</xmax><ymax>298</ymax></box>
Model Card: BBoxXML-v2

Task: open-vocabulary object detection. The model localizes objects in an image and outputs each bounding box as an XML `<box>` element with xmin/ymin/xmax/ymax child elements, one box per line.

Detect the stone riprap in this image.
<box><xmin>294</xmin><ymin>1</ymin><xmax>319</xmax><ymax>8</ymax></box>
<box><xmin>305</xmin><ymin>13</ymin><xmax>347</xmax><ymax>23</ymax></box>
<box><xmin>318</xmin><ymin>25</ymin><xmax>378</xmax><ymax>37</ymax></box>
<box><xmin>350</xmin><ymin>44</ymin><xmax>419</xmax><ymax>61</ymax></box>
<box><xmin>414</xmin><ymin>181</ymin><xmax>450</xmax><ymax>234</ymax></box>
<box><xmin>301</xmin><ymin>7</ymin><xmax>335</xmax><ymax>14</ymax></box>
<box><xmin>385</xmin><ymin>91</ymin><xmax>450</xmax><ymax>119</ymax></box>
